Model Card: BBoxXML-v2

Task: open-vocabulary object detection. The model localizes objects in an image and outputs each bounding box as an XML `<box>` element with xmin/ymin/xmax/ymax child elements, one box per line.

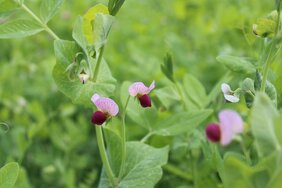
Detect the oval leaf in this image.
<box><xmin>251</xmin><ymin>93</ymin><xmax>280</xmax><ymax>158</ymax></box>
<box><xmin>98</xmin><ymin>141</ymin><xmax>169</xmax><ymax>188</ymax></box>
<box><xmin>153</xmin><ymin>109</ymin><xmax>213</xmax><ymax>136</ymax></box>
<box><xmin>0</xmin><ymin>162</ymin><xmax>20</xmax><ymax>188</ymax></box>
<box><xmin>0</xmin><ymin>19</ymin><xmax>43</xmax><ymax>39</ymax></box>
<box><xmin>216</xmin><ymin>55</ymin><xmax>256</xmax><ymax>74</ymax></box>
<box><xmin>40</xmin><ymin>0</ymin><xmax>64</xmax><ymax>23</ymax></box>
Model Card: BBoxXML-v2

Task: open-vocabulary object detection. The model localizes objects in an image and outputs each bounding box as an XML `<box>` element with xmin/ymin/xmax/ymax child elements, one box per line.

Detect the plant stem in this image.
<box><xmin>95</xmin><ymin>126</ymin><xmax>116</xmax><ymax>187</ymax></box>
<box><xmin>93</xmin><ymin>46</ymin><xmax>105</xmax><ymax>82</ymax></box>
<box><xmin>21</xmin><ymin>4</ymin><xmax>60</xmax><ymax>40</ymax></box>
<box><xmin>260</xmin><ymin>0</ymin><xmax>281</xmax><ymax>92</ymax></box>
<box><xmin>140</xmin><ymin>132</ymin><xmax>153</xmax><ymax>143</ymax></box>
<box><xmin>118</xmin><ymin>96</ymin><xmax>130</xmax><ymax>180</ymax></box>
<box><xmin>240</xmin><ymin>141</ymin><xmax>251</xmax><ymax>164</ymax></box>
<box><xmin>163</xmin><ymin>163</ymin><xmax>193</xmax><ymax>181</ymax></box>
<box><xmin>260</xmin><ymin>42</ymin><xmax>274</xmax><ymax>92</ymax></box>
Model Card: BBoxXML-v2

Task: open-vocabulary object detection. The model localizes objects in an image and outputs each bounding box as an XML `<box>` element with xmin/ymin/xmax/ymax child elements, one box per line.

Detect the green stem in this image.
<box><xmin>118</xmin><ymin>96</ymin><xmax>130</xmax><ymax>180</ymax></box>
<box><xmin>140</xmin><ymin>132</ymin><xmax>153</xmax><ymax>143</ymax></box>
<box><xmin>163</xmin><ymin>163</ymin><xmax>193</xmax><ymax>181</ymax></box>
<box><xmin>95</xmin><ymin>126</ymin><xmax>116</xmax><ymax>187</ymax></box>
<box><xmin>93</xmin><ymin>46</ymin><xmax>105</xmax><ymax>82</ymax></box>
<box><xmin>261</xmin><ymin>0</ymin><xmax>281</xmax><ymax>92</ymax></box>
<box><xmin>21</xmin><ymin>4</ymin><xmax>60</xmax><ymax>40</ymax></box>
<box><xmin>240</xmin><ymin>141</ymin><xmax>251</xmax><ymax>164</ymax></box>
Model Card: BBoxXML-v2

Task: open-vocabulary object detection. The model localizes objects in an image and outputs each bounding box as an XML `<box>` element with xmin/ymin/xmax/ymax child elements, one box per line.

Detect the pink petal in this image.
<box><xmin>219</xmin><ymin>109</ymin><xmax>244</xmax><ymax>145</ymax></box>
<box><xmin>221</xmin><ymin>83</ymin><xmax>231</xmax><ymax>94</ymax></box>
<box><xmin>91</xmin><ymin>94</ymin><xmax>100</xmax><ymax>104</ymax></box>
<box><xmin>91</xmin><ymin>94</ymin><xmax>119</xmax><ymax>116</ymax></box>
<box><xmin>128</xmin><ymin>81</ymin><xmax>155</xmax><ymax>96</ymax></box>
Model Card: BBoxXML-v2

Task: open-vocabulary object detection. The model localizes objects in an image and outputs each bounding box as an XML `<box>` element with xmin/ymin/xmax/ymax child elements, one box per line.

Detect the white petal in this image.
<box><xmin>224</xmin><ymin>94</ymin><xmax>240</xmax><ymax>103</ymax></box>
<box><xmin>221</xmin><ymin>83</ymin><xmax>231</xmax><ymax>94</ymax></box>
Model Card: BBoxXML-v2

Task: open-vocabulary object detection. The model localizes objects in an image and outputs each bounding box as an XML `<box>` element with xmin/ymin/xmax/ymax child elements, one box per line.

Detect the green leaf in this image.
<box><xmin>161</xmin><ymin>53</ymin><xmax>174</xmax><ymax>82</ymax></box>
<box><xmin>82</xmin><ymin>4</ymin><xmax>109</xmax><ymax>44</ymax></box>
<box><xmin>40</xmin><ymin>0</ymin><xmax>64</xmax><ymax>24</ymax></box>
<box><xmin>182</xmin><ymin>74</ymin><xmax>208</xmax><ymax>108</ymax></box>
<box><xmin>267</xmin><ymin>161</ymin><xmax>282</xmax><ymax>188</ymax></box>
<box><xmin>10</xmin><ymin>0</ymin><xmax>24</xmax><ymax>6</ymax></box>
<box><xmin>99</xmin><ymin>141</ymin><xmax>169</xmax><ymax>188</ymax></box>
<box><xmin>153</xmin><ymin>110</ymin><xmax>213</xmax><ymax>136</ymax></box>
<box><xmin>92</xmin><ymin>13</ymin><xmax>115</xmax><ymax>51</ymax></box>
<box><xmin>154</xmin><ymin>86</ymin><xmax>180</xmax><ymax>109</ymax></box>
<box><xmin>0</xmin><ymin>19</ymin><xmax>44</xmax><ymax>39</ymax></box>
<box><xmin>223</xmin><ymin>153</ymin><xmax>253</xmax><ymax>188</ymax></box>
<box><xmin>103</xmin><ymin>127</ymin><xmax>122</xmax><ymax>176</ymax></box>
<box><xmin>72</xmin><ymin>16</ymin><xmax>88</xmax><ymax>52</ymax></box>
<box><xmin>0</xmin><ymin>0</ymin><xmax>18</xmax><ymax>13</ymax></box>
<box><xmin>53</xmin><ymin>40</ymin><xmax>116</xmax><ymax>107</ymax></box>
<box><xmin>274</xmin><ymin>115</ymin><xmax>282</xmax><ymax>147</ymax></box>
<box><xmin>108</xmin><ymin>0</ymin><xmax>125</xmax><ymax>16</ymax></box>
<box><xmin>216</xmin><ymin>55</ymin><xmax>256</xmax><ymax>74</ymax></box>
<box><xmin>251</xmin><ymin>93</ymin><xmax>280</xmax><ymax>158</ymax></box>
<box><xmin>0</xmin><ymin>162</ymin><xmax>20</xmax><ymax>188</ymax></box>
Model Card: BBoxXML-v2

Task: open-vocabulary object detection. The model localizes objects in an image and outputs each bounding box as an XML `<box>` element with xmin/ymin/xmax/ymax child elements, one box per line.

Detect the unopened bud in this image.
<box><xmin>79</xmin><ymin>71</ymin><xmax>89</xmax><ymax>84</ymax></box>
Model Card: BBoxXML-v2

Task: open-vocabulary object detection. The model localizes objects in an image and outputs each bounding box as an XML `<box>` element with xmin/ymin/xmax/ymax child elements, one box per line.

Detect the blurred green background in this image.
<box><xmin>0</xmin><ymin>0</ymin><xmax>279</xmax><ymax>187</ymax></box>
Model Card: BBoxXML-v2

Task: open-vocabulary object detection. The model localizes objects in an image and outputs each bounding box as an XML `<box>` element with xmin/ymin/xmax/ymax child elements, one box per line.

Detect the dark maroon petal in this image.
<box><xmin>138</xmin><ymin>94</ymin><xmax>152</xmax><ymax>108</ymax></box>
<box><xmin>91</xmin><ymin>111</ymin><xmax>107</xmax><ymax>125</ymax></box>
<box><xmin>205</xmin><ymin>123</ymin><xmax>221</xmax><ymax>142</ymax></box>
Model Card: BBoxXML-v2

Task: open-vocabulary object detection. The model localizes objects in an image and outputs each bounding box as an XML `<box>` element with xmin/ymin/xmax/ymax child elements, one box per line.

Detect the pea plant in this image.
<box><xmin>0</xmin><ymin>0</ymin><xmax>282</xmax><ymax>188</ymax></box>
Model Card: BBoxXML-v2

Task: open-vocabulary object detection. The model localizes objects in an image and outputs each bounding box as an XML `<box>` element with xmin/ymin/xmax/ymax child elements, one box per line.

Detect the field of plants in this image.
<box><xmin>0</xmin><ymin>0</ymin><xmax>282</xmax><ymax>188</ymax></box>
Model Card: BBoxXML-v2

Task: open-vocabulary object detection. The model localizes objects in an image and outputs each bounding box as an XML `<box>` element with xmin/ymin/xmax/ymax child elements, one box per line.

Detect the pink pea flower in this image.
<box><xmin>205</xmin><ymin>109</ymin><xmax>244</xmax><ymax>146</ymax></box>
<box><xmin>128</xmin><ymin>81</ymin><xmax>155</xmax><ymax>108</ymax></box>
<box><xmin>221</xmin><ymin>83</ymin><xmax>239</xmax><ymax>103</ymax></box>
<box><xmin>91</xmin><ymin>94</ymin><xmax>119</xmax><ymax>125</ymax></box>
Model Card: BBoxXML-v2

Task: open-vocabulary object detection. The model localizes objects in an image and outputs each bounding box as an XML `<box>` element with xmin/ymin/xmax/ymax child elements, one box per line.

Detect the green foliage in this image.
<box><xmin>161</xmin><ymin>53</ymin><xmax>174</xmax><ymax>82</ymax></box>
<box><xmin>152</xmin><ymin>110</ymin><xmax>212</xmax><ymax>136</ymax></box>
<box><xmin>216</xmin><ymin>55</ymin><xmax>256</xmax><ymax>74</ymax></box>
<box><xmin>40</xmin><ymin>0</ymin><xmax>64</xmax><ymax>24</ymax></box>
<box><xmin>99</xmin><ymin>139</ymin><xmax>169</xmax><ymax>188</ymax></box>
<box><xmin>251</xmin><ymin>93</ymin><xmax>280</xmax><ymax>158</ymax></box>
<box><xmin>53</xmin><ymin>39</ymin><xmax>116</xmax><ymax>107</ymax></box>
<box><xmin>0</xmin><ymin>19</ymin><xmax>43</xmax><ymax>38</ymax></box>
<box><xmin>1</xmin><ymin>0</ymin><xmax>282</xmax><ymax>187</ymax></box>
<box><xmin>0</xmin><ymin>162</ymin><xmax>19</xmax><ymax>188</ymax></box>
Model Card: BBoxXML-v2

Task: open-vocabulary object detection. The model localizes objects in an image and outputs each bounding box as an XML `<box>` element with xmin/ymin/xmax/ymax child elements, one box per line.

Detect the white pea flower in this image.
<box><xmin>221</xmin><ymin>83</ymin><xmax>239</xmax><ymax>103</ymax></box>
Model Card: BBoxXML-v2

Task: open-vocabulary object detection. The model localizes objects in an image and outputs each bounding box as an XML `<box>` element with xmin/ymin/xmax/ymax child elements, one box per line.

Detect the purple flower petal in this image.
<box><xmin>128</xmin><ymin>81</ymin><xmax>155</xmax><ymax>96</ymax></box>
<box><xmin>206</xmin><ymin>123</ymin><xmax>221</xmax><ymax>142</ymax></box>
<box><xmin>219</xmin><ymin>109</ymin><xmax>243</xmax><ymax>145</ymax></box>
<box><xmin>91</xmin><ymin>94</ymin><xmax>100</xmax><ymax>104</ymax></box>
<box><xmin>91</xmin><ymin>94</ymin><xmax>119</xmax><ymax>116</ymax></box>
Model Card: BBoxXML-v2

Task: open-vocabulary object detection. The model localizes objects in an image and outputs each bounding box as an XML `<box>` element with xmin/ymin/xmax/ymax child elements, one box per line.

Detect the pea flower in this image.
<box><xmin>205</xmin><ymin>109</ymin><xmax>244</xmax><ymax>146</ymax></box>
<box><xmin>221</xmin><ymin>83</ymin><xmax>239</xmax><ymax>103</ymax></box>
<box><xmin>128</xmin><ymin>81</ymin><xmax>155</xmax><ymax>107</ymax></box>
<box><xmin>91</xmin><ymin>94</ymin><xmax>119</xmax><ymax>125</ymax></box>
